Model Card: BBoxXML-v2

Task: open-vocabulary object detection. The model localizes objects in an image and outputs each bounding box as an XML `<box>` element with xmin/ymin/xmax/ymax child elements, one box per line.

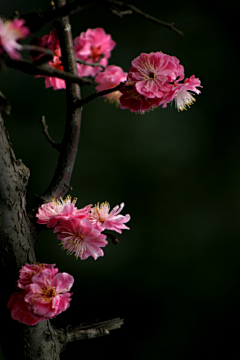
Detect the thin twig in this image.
<box><xmin>21</xmin><ymin>44</ymin><xmax>54</xmax><ymax>57</ymax></box>
<box><xmin>110</xmin><ymin>8</ymin><xmax>133</xmax><ymax>18</ymax></box>
<box><xmin>21</xmin><ymin>0</ymin><xmax>183</xmax><ymax>37</ymax></box>
<box><xmin>76</xmin><ymin>57</ymin><xmax>105</xmax><ymax>70</ymax></box>
<box><xmin>107</xmin><ymin>0</ymin><xmax>184</xmax><ymax>36</ymax></box>
<box><xmin>41</xmin><ymin>116</ymin><xmax>61</xmax><ymax>151</ymax></box>
<box><xmin>74</xmin><ymin>81</ymin><xmax>125</xmax><ymax>108</ymax></box>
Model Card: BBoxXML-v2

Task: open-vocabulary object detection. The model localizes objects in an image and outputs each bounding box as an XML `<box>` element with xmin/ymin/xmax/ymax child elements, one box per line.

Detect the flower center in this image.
<box><xmin>89</xmin><ymin>45</ymin><xmax>102</xmax><ymax>62</ymax></box>
<box><xmin>148</xmin><ymin>71</ymin><xmax>155</xmax><ymax>79</ymax></box>
<box><xmin>41</xmin><ymin>286</ymin><xmax>56</xmax><ymax>302</ymax></box>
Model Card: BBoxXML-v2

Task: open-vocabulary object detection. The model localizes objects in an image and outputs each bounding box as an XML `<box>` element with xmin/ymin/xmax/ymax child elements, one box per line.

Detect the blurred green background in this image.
<box><xmin>0</xmin><ymin>1</ymin><xmax>239</xmax><ymax>359</ymax></box>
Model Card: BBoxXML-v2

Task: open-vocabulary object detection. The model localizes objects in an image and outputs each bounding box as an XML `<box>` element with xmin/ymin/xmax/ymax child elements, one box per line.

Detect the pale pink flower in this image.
<box><xmin>119</xmin><ymin>84</ymin><xmax>160</xmax><ymax>113</ymax></box>
<box><xmin>90</xmin><ymin>202</ymin><xmax>130</xmax><ymax>234</ymax></box>
<box><xmin>0</xmin><ymin>18</ymin><xmax>30</xmax><ymax>60</ymax></box>
<box><xmin>173</xmin><ymin>75</ymin><xmax>202</xmax><ymax>111</ymax></box>
<box><xmin>17</xmin><ymin>263</ymin><xmax>58</xmax><ymax>290</ymax></box>
<box><xmin>95</xmin><ymin>65</ymin><xmax>127</xmax><ymax>104</ymax></box>
<box><xmin>128</xmin><ymin>52</ymin><xmax>184</xmax><ymax>99</ymax></box>
<box><xmin>24</xmin><ymin>272</ymin><xmax>74</xmax><ymax>319</ymax></box>
<box><xmin>36</xmin><ymin>195</ymin><xmax>91</xmax><ymax>228</ymax></box>
<box><xmin>7</xmin><ymin>291</ymin><xmax>43</xmax><ymax>325</ymax></box>
<box><xmin>74</xmin><ymin>28</ymin><xmax>116</xmax><ymax>77</ymax></box>
<box><xmin>54</xmin><ymin>218</ymin><xmax>108</xmax><ymax>260</ymax></box>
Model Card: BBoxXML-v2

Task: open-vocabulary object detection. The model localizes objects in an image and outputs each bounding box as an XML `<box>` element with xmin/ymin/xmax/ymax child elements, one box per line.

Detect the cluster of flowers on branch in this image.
<box><xmin>7</xmin><ymin>263</ymin><xmax>74</xmax><ymax>325</ymax></box>
<box><xmin>30</xmin><ymin>27</ymin><xmax>202</xmax><ymax>113</ymax></box>
<box><xmin>36</xmin><ymin>196</ymin><xmax>130</xmax><ymax>260</ymax></box>
<box><xmin>0</xmin><ymin>17</ymin><xmax>202</xmax><ymax>113</ymax></box>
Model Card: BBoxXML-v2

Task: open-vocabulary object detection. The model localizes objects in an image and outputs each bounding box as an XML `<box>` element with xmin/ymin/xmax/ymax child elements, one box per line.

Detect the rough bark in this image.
<box><xmin>0</xmin><ymin>112</ymin><xmax>64</xmax><ymax>359</ymax></box>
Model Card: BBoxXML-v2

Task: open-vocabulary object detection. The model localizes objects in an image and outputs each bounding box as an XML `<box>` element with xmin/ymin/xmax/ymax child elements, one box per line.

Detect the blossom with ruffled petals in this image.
<box><xmin>24</xmin><ymin>272</ymin><xmax>74</xmax><ymax>319</ymax></box>
<box><xmin>0</xmin><ymin>18</ymin><xmax>30</xmax><ymax>60</ymax></box>
<box><xmin>128</xmin><ymin>52</ymin><xmax>184</xmax><ymax>99</ymax></box>
<box><xmin>17</xmin><ymin>263</ymin><xmax>58</xmax><ymax>290</ymax></box>
<box><xmin>54</xmin><ymin>218</ymin><xmax>108</xmax><ymax>260</ymax></box>
<box><xmin>90</xmin><ymin>202</ymin><xmax>130</xmax><ymax>234</ymax></box>
<box><xmin>36</xmin><ymin>195</ymin><xmax>91</xmax><ymax>228</ymax></box>
<box><xmin>95</xmin><ymin>65</ymin><xmax>127</xmax><ymax>104</ymax></box>
<box><xmin>7</xmin><ymin>291</ymin><xmax>43</xmax><ymax>325</ymax></box>
<box><xmin>74</xmin><ymin>28</ymin><xmax>116</xmax><ymax>77</ymax></box>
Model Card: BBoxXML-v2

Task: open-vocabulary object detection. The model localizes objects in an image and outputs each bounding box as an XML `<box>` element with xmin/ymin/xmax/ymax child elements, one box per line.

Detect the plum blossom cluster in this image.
<box><xmin>36</xmin><ymin>196</ymin><xmax>130</xmax><ymax>260</ymax></box>
<box><xmin>30</xmin><ymin>28</ymin><xmax>202</xmax><ymax>112</ymax></box>
<box><xmin>31</xmin><ymin>27</ymin><xmax>126</xmax><ymax>100</ymax></box>
<box><xmin>119</xmin><ymin>52</ymin><xmax>202</xmax><ymax>113</ymax></box>
<box><xmin>7</xmin><ymin>263</ymin><xmax>74</xmax><ymax>325</ymax></box>
<box><xmin>0</xmin><ymin>17</ymin><xmax>30</xmax><ymax>60</ymax></box>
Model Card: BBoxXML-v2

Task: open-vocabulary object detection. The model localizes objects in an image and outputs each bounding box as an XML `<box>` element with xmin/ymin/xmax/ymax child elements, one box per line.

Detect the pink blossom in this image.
<box><xmin>95</xmin><ymin>65</ymin><xmax>127</xmax><ymax>104</ymax></box>
<box><xmin>119</xmin><ymin>84</ymin><xmax>160</xmax><ymax>113</ymax></box>
<box><xmin>0</xmin><ymin>18</ymin><xmax>30</xmax><ymax>60</ymax></box>
<box><xmin>36</xmin><ymin>195</ymin><xmax>91</xmax><ymax>228</ymax></box>
<box><xmin>24</xmin><ymin>272</ymin><xmax>74</xmax><ymax>319</ymax></box>
<box><xmin>17</xmin><ymin>263</ymin><xmax>58</xmax><ymax>290</ymax></box>
<box><xmin>7</xmin><ymin>291</ymin><xmax>43</xmax><ymax>325</ymax></box>
<box><xmin>74</xmin><ymin>28</ymin><xmax>116</xmax><ymax>77</ymax></box>
<box><xmin>173</xmin><ymin>75</ymin><xmax>202</xmax><ymax>111</ymax></box>
<box><xmin>128</xmin><ymin>52</ymin><xmax>184</xmax><ymax>99</ymax></box>
<box><xmin>54</xmin><ymin>218</ymin><xmax>108</xmax><ymax>260</ymax></box>
<box><xmin>41</xmin><ymin>48</ymin><xmax>66</xmax><ymax>90</ymax></box>
<box><xmin>90</xmin><ymin>202</ymin><xmax>130</xmax><ymax>234</ymax></box>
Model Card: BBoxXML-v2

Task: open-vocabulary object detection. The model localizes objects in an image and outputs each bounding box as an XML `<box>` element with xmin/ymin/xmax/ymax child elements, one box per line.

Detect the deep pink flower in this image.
<box><xmin>36</xmin><ymin>195</ymin><xmax>91</xmax><ymax>228</ymax></box>
<box><xmin>7</xmin><ymin>291</ymin><xmax>43</xmax><ymax>325</ymax></box>
<box><xmin>119</xmin><ymin>84</ymin><xmax>160</xmax><ymax>113</ymax></box>
<box><xmin>0</xmin><ymin>18</ymin><xmax>30</xmax><ymax>60</ymax></box>
<box><xmin>17</xmin><ymin>263</ymin><xmax>58</xmax><ymax>290</ymax></box>
<box><xmin>90</xmin><ymin>202</ymin><xmax>130</xmax><ymax>234</ymax></box>
<box><xmin>54</xmin><ymin>218</ymin><xmax>108</xmax><ymax>260</ymax></box>
<box><xmin>24</xmin><ymin>272</ymin><xmax>74</xmax><ymax>319</ymax></box>
<box><xmin>30</xmin><ymin>29</ymin><xmax>59</xmax><ymax>62</ymax></box>
<box><xmin>128</xmin><ymin>52</ymin><xmax>184</xmax><ymax>99</ymax></box>
<box><xmin>45</xmin><ymin>49</ymin><xmax>66</xmax><ymax>90</ymax></box>
<box><xmin>95</xmin><ymin>65</ymin><xmax>127</xmax><ymax>104</ymax></box>
<box><xmin>74</xmin><ymin>28</ymin><xmax>116</xmax><ymax>77</ymax></box>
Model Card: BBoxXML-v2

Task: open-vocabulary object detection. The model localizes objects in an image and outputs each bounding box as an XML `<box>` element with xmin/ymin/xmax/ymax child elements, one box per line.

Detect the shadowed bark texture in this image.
<box><xmin>0</xmin><ymin>112</ymin><xmax>63</xmax><ymax>360</ymax></box>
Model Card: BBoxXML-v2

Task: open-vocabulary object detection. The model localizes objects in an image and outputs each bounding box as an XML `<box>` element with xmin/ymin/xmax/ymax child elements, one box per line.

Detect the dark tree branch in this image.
<box><xmin>20</xmin><ymin>0</ymin><xmax>183</xmax><ymax>36</ymax></box>
<box><xmin>41</xmin><ymin>0</ymin><xmax>82</xmax><ymax>203</ymax></box>
<box><xmin>21</xmin><ymin>44</ymin><xmax>54</xmax><ymax>57</ymax></box>
<box><xmin>3</xmin><ymin>58</ymin><xmax>94</xmax><ymax>86</ymax></box>
<box><xmin>56</xmin><ymin>318</ymin><xmax>124</xmax><ymax>345</ymax></box>
<box><xmin>21</xmin><ymin>0</ymin><xmax>97</xmax><ymax>33</ymax></box>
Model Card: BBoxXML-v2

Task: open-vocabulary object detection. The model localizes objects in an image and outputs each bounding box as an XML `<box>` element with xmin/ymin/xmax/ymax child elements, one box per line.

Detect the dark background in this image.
<box><xmin>0</xmin><ymin>1</ymin><xmax>239</xmax><ymax>359</ymax></box>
